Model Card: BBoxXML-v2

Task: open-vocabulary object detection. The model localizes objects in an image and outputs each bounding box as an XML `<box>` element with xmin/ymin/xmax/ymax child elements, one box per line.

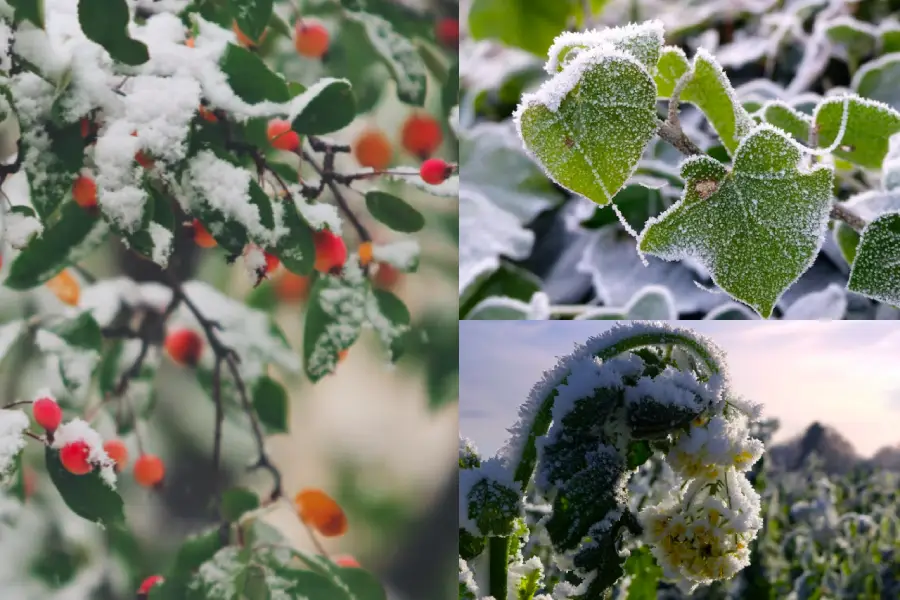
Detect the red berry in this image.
<box><xmin>313</xmin><ymin>229</ymin><xmax>348</xmax><ymax>274</ymax></box>
<box><xmin>192</xmin><ymin>219</ymin><xmax>218</xmax><ymax>249</ymax></box>
<box><xmin>435</xmin><ymin>18</ymin><xmax>459</xmax><ymax>49</ymax></box>
<box><xmin>32</xmin><ymin>397</ymin><xmax>62</xmax><ymax>433</ymax></box>
<box><xmin>334</xmin><ymin>554</ymin><xmax>361</xmax><ymax>567</ymax></box>
<box><xmin>419</xmin><ymin>158</ymin><xmax>451</xmax><ymax>185</ymax></box>
<box><xmin>267</xmin><ymin>119</ymin><xmax>300</xmax><ymax>152</ymax></box>
<box><xmin>138</xmin><ymin>574</ymin><xmax>164</xmax><ymax>594</ymax></box>
<box><xmin>294</xmin><ymin>20</ymin><xmax>330</xmax><ymax>58</ymax></box>
<box><xmin>165</xmin><ymin>329</ymin><xmax>203</xmax><ymax>367</ymax></box>
<box><xmin>104</xmin><ymin>439</ymin><xmax>129</xmax><ymax>472</ymax></box>
<box><xmin>400</xmin><ymin>113</ymin><xmax>443</xmax><ymax>159</ymax></box>
<box><xmin>352</xmin><ymin>129</ymin><xmax>392</xmax><ymax>170</ymax></box>
<box><xmin>60</xmin><ymin>441</ymin><xmax>92</xmax><ymax>475</ymax></box>
<box><xmin>72</xmin><ymin>175</ymin><xmax>98</xmax><ymax>209</ymax></box>
<box><xmin>264</xmin><ymin>252</ymin><xmax>280</xmax><ymax>274</ymax></box>
<box><xmin>134</xmin><ymin>454</ymin><xmax>165</xmax><ymax>487</ymax></box>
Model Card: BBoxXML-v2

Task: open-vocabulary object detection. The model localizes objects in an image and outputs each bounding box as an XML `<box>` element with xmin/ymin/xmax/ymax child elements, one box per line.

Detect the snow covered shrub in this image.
<box><xmin>460</xmin><ymin>0</ymin><xmax>900</xmax><ymax>320</ymax></box>
<box><xmin>0</xmin><ymin>0</ymin><xmax>458</xmax><ymax>597</ymax></box>
<box><xmin>458</xmin><ymin>322</ymin><xmax>765</xmax><ymax>599</ymax></box>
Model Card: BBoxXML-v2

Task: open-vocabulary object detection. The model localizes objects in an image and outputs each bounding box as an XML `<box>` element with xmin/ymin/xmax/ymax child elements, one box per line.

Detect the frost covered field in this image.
<box><xmin>459</xmin><ymin>0</ymin><xmax>900</xmax><ymax>320</ymax></box>
<box><xmin>459</xmin><ymin>320</ymin><xmax>900</xmax><ymax>599</ymax></box>
<box><xmin>0</xmin><ymin>0</ymin><xmax>459</xmax><ymax>598</ymax></box>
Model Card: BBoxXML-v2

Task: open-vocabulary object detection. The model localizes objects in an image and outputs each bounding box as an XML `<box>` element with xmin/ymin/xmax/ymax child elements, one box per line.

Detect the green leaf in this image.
<box><xmin>288</xmin><ymin>78</ymin><xmax>356</xmax><ymax>135</ymax></box>
<box><xmin>303</xmin><ymin>273</ymin><xmax>366</xmax><ymax>383</ymax></box>
<box><xmin>371</xmin><ymin>288</ymin><xmax>411</xmax><ymax>360</ymax></box>
<box><xmin>442</xmin><ymin>58</ymin><xmax>459</xmax><ymax>116</ymax></box>
<box><xmin>813</xmin><ymin>95</ymin><xmax>900</xmax><ymax>169</ymax></box>
<box><xmin>466</xmin><ymin>293</ymin><xmax>547</xmax><ymax>320</ymax></box>
<box><xmin>460</xmin><ymin>262</ymin><xmax>541</xmax><ymax>318</ymax></box>
<box><xmin>220</xmin><ymin>487</ymin><xmax>260</xmax><ymax>522</ymax></box>
<box><xmin>655</xmin><ymin>46</ymin><xmax>689</xmax><ymax>98</ymax></box>
<box><xmin>852</xmin><ymin>52</ymin><xmax>900</xmax><ymax>111</ymax></box>
<box><xmin>825</xmin><ymin>17</ymin><xmax>878</xmax><ymax>61</ymax></box>
<box><xmin>275</xmin><ymin>199</ymin><xmax>316</xmax><ymax>275</ymax></box>
<box><xmin>46</xmin><ymin>311</ymin><xmax>102</xmax><ymax>352</ymax></box>
<box><xmin>19</xmin><ymin>120</ymin><xmax>84</xmax><ymax>221</ymax></box>
<box><xmin>847</xmin><ymin>211</ymin><xmax>900</xmax><ymax>305</ymax></box>
<box><xmin>44</xmin><ymin>446</ymin><xmax>124</xmax><ymax>527</ymax></box>
<box><xmin>251</xmin><ymin>376</ymin><xmax>288</xmax><ymax>434</ymax></box>
<box><xmin>679</xmin><ymin>49</ymin><xmax>755</xmax><ymax>155</ymax></box>
<box><xmin>516</xmin><ymin>50</ymin><xmax>658</xmax><ymax>206</ymax></box>
<box><xmin>704</xmin><ymin>303</ymin><xmax>758</xmax><ymax>320</ymax></box>
<box><xmin>344</xmin><ymin>11</ymin><xmax>427</xmax><ymax>106</ymax></box>
<box><xmin>626</xmin><ymin>441</ymin><xmax>653</xmax><ymax>470</ymax></box>
<box><xmin>220</xmin><ymin>43</ymin><xmax>290</xmax><ymax>104</ymax></box>
<box><xmin>78</xmin><ymin>0</ymin><xmax>149</xmax><ymax>66</ymax></box>
<box><xmin>639</xmin><ymin>126</ymin><xmax>834</xmax><ymax>317</ymax></box>
<box><xmin>335</xmin><ymin>567</ymin><xmax>387</xmax><ymax>600</ymax></box>
<box><xmin>546</xmin><ymin>22</ymin><xmax>663</xmax><ymax>74</ymax></box>
<box><xmin>468</xmin><ymin>0</ymin><xmax>570</xmax><ymax>57</ymax></box>
<box><xmin>623</xmin><ymin>546</ymin><xmax>662</xmax><ymax>599</ymax></box>
<box><xmin>5</xmin><ymin>203</ymin><xmax>102</xmax><ymax>290</ymax></box>
<box><xmin>273</xmin><ymin>567</ymin><xmax>351</xmax><ymax>598</ymax></box>
<box><xmin>227</xmin><ymin>0</ymin><xmax>273</xmax><ymax>44</ymax></box>
<box><xmin>10</xmin><ymin>0</ymin><xmax>44</xmax><ymax>28</ymax></box>
<box><xmin>761</xmin><ymin>101</ymin><xmax>811</xmax><ymax>143</ymax></box>
<box><xmin>365</xmin><ymin>191</ymin><xmax>425</xmax><ymax>232</ymax></box>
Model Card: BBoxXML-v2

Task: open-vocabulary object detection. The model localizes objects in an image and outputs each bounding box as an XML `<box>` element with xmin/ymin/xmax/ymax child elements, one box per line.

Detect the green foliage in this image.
<box><xmin>77</xmin><ymin>0</ymin><xmax>149</xmax><ymax>65</ymax></box>
<box><xmin>468</xmin><ymin>0</ymin><xmax>572</xmax><ymax>57</ymax></box>
<box><xmin>44</xmin><ymin>447</ymin><xmax>125</xmax><ymax>528</ymax></box>
<box><xmin>9</xmin><ymin>0</ymin><xmax>44</xmax><ymax>29</ymax></box>
<box><xmin>847</xmin><ymin>211</ymin><xmax>900</xmax><ymax>305</ymax></box>
<box><xmin>654</xmin><ymin>46</ymin><xmax>689</xmax><ymax>98</ymax></box>
<box><xmin>220</xmin><ymin>487</ymin><xmax>260</xmax><ymax>522</ymax></box>
<box><xmin>289</xmin><ymin>79</ymin><xmax>357</xmax><ymax>135</ymax></box>
<box><xmin>227</xmin><ymin>0</ymin><xmax>274</xmax><ymax>44</ymax></box>
<box><xmin>251</xmin><ymin>376</ymin><xmax>289</xmax><ymax>434</ymax></box>
<box><xmin>813</xmin><ymin>96</ymin><xmax>900</xmax><ymax>168</ymax></box>
<box><xmin>365</xmin><ymin>191</ymin><xmax>426</xmax><ymax>232</ymax></box>
<box><xmin>220</xmin><ymin>44</ymin><xmax>291</xmax><ymax>104</ymax></box>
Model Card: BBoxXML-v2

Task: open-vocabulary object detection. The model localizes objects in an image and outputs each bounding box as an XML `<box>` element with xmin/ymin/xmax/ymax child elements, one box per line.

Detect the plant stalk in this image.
<box><xmin>489</xmin><ymin>536</ymin><xmax>509</xmax><ymax>600</ymax></box>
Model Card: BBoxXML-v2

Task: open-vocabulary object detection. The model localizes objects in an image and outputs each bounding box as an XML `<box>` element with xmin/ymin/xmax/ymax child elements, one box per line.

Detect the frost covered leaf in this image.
<box><xmin>467</xmin><ymin>292</ymin><xmax>550</xmax><ymax>320</ymax></box>
<box><xmin>344</xmin><ymin>11</ymin><xmax>427</xmax><ymax>106</ymax></box>
<box><xmin>622</xmin><ymin>547</ymin><xmax>663</xmax><ymax>599</ymax></box>
<box><xmin>516</xmin><ymin>48</ymin><xmax>658</xmax><ymax>206</ymax></box>
<box><xmin>703</xmin><ymin>303</ymin><xmax>758</xmax><ymax>320</ymax></box>
<box><xmin>468</xmin><ymin>0</ymin><xmax>571</xmax><ymax>57</ymax></box>
<box><xmin>289</xmin><ymin>78</ymin><xmax>356</xmax><ymax>135</ymax></box>
<box><xmin>20</xmin><ymin>120</ymin><xmax>83</xmax><ymax>220</ymax></box>
<box><xmin>847</xmin><ymin>212</ymin><xmax>900</xmax><ymax>305</ymax></box>
<box><xmin>639</xmin><ymin>126</ymin><xmax>834</xmax><ymax>317</ymax></box>
<box><xmin>655</xmin><ymin>46</ymin><xmax>689</xmax><ymax>98</ymax></box>
<box><xmin>44</xmin><ymin>446</ymin><xmax>124</xmax><ymax>527</ymax></box>
<box><xmin>0</xmin><ymin>409</ymin><xmax>28</xmax><ymax>481</ymax></box>
<box><xmin>9</xmin><ymin>0</ymin><xmax>44</xmax><ymax>29</ymax></box>
<box><xmin>624</xmin><ymin>285</ymin><xmax>676</xmax><ymax>320</ymax></box>
<box><xmin>813</xmin><ymin>96</ymin><xmax>900</xmax><ymax>169</ymax></box>
<box><xmin>148</xmin><ymin>527</ymin><xmax>227</xmax><ymax>598</ymax></box>
<box><xmin>761</xmin><ymin>101</ymin><xmax>811</xmax><ymax>142</ymax></box>
<box><xmin>365</xmin><ymin>191</ymin><xmax>425</xmax><ymax>233</ymax></box>
<box><xmin>251</xmin><ymin>376</ymin><xmax>288</xmax><ymax>434</ymax></box>
<box><xmin>679</xmin><ymin>49</ymin><xmax>755</xmax><ymax>155</ymax></box>
<box><xmin>460</xmin><ymin>462</ymin><xmax>521</xmax><ymax>537</ymax></box>
<box><xmin>78</xmin><ymin>0</ymin><xmax>149</xmax><ymax>66</ymax></box>
<box><xmin>545</xmin><ymin>21</ymin><xmax>664</xmax><ymax>74</ymax></box>
<box><xmin>5</xmin><ymin>203</ymin><xmax>104</xmax><ymax>290</ymax></box>
<box><xmin>853</xmin><ymin>53</ymin><xmax>900</xmax><ymax>111</ymax></box>
<box><xmin>275</xmin><ymin>199</ymin><xmax>316</xmax><ymax>276</ymax></box>
<box><xmin>228</xmin><ymin>0</ymin><xmax>273</xmax><ymax>44</ymax></box>
<box><xmin>38</xmin><ymin>312</ymin><xmax>103</xmax><ymax>400</ymax></box>
<box><xmin>185</xmin><ymin>545</ymin><xmax>272</xmax><ymax>598</ymax></box>
<box><xmin>220</xmin><ymin>44</ymin><xmax>290</xmax><ymax>104</ymax></box>
<box><xmin>825</xmin><ymin>17</ymin><xmax>878</xmax><ymax>60</ymax></box>
<box><xmin>782</xmin><ymin>283</ymin><xmax>847</xmax><ymax>319</ymax></box>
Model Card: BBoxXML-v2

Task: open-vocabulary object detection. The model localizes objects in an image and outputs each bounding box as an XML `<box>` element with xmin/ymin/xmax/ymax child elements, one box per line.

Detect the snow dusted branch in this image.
<box><xmin>301</xmin><ymin>148</ymin><xmax>372</xmax><ymax>245</ymax></box>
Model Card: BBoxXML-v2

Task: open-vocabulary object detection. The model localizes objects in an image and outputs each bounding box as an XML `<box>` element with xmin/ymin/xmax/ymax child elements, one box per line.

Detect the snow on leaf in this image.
<box><xmin>371</xmin><ymin>239</ymin><xmax>420</xmax><ymax>272</ymax></box>
<box><xmin>0</xmin><ymin>409</ymin><xmax>28</xmax><ymax>481</ymax></box>
<box><xmin>574</xmin><ymin>286</ymin><xmax>677</xmax><ymax>320</ymax></box>
<box><xmin>852</xmin><ymin>52</ymin><xmax>900</xmax><ymax>111</ymax></box>
<box><xmin>679</xmin><ymin>48</ymin><xmax>755</xmax><ymax>156</ymax></box>
<box><xmin>655</xmin><ymin>46</ymin><xmax>689</xmax><ymax>99</ymax></box>
<box><xmin>847</xmin><ymin>211</ymin><xmax>900</xmax><ymax>305</ymax></box>
<box><xmin>466</xmin><ymin>292</ymin><xmax>550</xmax><ymax>320</ymax></box>
<box><xmin>834</xmin><ymin>190</ymin><xmax>900</xmax><ymax>265</ymax></box>
<box><xmin>515</xmin><ymin>46</ymin><xmax>659</xmax><ymax>206</ymax></box>
<box><xmin>544</xmin><ymin>20</ymin><xmax>664</xmax><ymax>75</ymax></box>
<box><xmin>760</xmin><ymin>100</ymin><xmax>811</xmax><ymax>143</ymax></box>
<box><xmin>703</xmin><ymin>303</ymin><xmax>758</xmax><ymax>320</ymax></box>
<box><xmin>639</xmin><ymin>125</ymin><xmax>834</xmax><ymax>318</ymax></box>
<box><xmin>782</xmin><ymin>283</ymin><xmax>847</xmax><ymax>319</ymax></box>
<box><xmin>813</xmin><ymin>95</ymin><xmax>900</xmax><ymax>169</ymax></box>
<box><xmin>36</xmin><ymin>328</ymin><xmax>101</xmax><ymax>403</ymax></box>
<box><xmin>824</xmin><ymin>16</ymin><xmax>878</xmax><ymax>60</ymax></box>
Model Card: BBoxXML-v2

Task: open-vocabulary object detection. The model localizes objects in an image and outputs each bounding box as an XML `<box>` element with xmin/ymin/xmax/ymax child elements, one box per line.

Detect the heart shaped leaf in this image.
<box><xmin>515</xmin><ymin>47</ymin><xmax>659</xmax><ymax>206</ymax></box>
<box><xmin>639</xmin><ymin>125</ymin><xmax>834</xmax><ymax>317</ymax></box>
<box><xmin>848</xmin><ymin>211</ymin><xmax>900</xmax><ymax>305</ymax></box>
<box><xmin>813</xmin><ymin>95</ymin><xmax>900</xmax><ymax>169</ymax></box>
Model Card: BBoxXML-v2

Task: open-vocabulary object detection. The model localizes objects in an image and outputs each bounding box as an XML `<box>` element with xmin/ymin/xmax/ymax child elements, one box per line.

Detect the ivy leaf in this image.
<box><xmin>704</xmin><ymin>303</ymin><xmax>758</xmax><ymax>320</ymax></box>
<box><xmin>466</xmin><ymin>292</ymin><xmax>549</xmax><ymax>320</ymax></box>
<box><xmin>824</xmin><ymin>17</ymin><xmax>878</xmax><ymax>60</ymax></box>
<box><xmin>78</xmin><ymin>0</ymin><xmax>149</xmax><ymax>66</ymax></box>
<box><xmin>516</xmin><ymin>48</ymin><xmax>658</xmax><ymax>206</ymax></box>
<box><xmin>639</xmin><ymin>126</ymin><xmax>834</xmax><ymax>318</ymax></box>
<box><xmin>10</xmin><ymin>0</ymin><xmax>44</xmax><ymax>28</ymax></box>
<box><xmin>5</xmin><ymin>203</ymin><xmax>104</xmax><ymax>290</ymax></box>
<box><xmin>220</xmin><ymin>487</ymin><xmax>260</xmax><ymax>522</ymax></box>
<box><xmin>545</xmin><ymin>21</ymin><xmax>663</xmax><ymax>74</ymax></box>
<box><xmin>365</xmin><ymin>191</ymin><xmax>425</xmax><ymax>232</ymax></box>
<box><xmin>288</xmin><ymin>78</ymin><xmax>356</xmax><ymax>135</ymax></box>
<box><xmin>252</xmin><ymin>376</ymin><xmax>288</xmax><ymax>434</ymax></box>
<box><xmin>852</xmin><ymin>52</ymin><xmax>900</xmax><ymax>111</ymax></box>
<box><xmin>344</xmin><ymin>11</ymin><xmax>427</xmax><ymax>106</ymax></box>
<box><xmin>833</xmin><ymin>190</ymin><xmax>900</xmax><ymax>265</ymax></box>
<box><xmin>847</xmin><ymin>211</ymin><xmax>900</xmax><ymax>305</ymax></box>
<box><xmin>761</xmin><ymin>101</ymin><xmax>811</xmax><ymax>142</ymax></box>
<box><xmin>45</xmin><ymin>447</ymin><xmax>125</xmax><ymax>527</ymax></box>
<box><xmin>468</xmin><ymin>0</ymin><xmax>571</xmax><ymax>57</ymax></box>
<box><xmin>227</xmin><ymin>0</ymin><xmax>273</xmax><ymax>45</ymax></box>
<box><xmin>813</xmin><ymin>95</ymin><xmax>900</xmax><ymax>169</ymax></box>
<box><xmin>655</xmin><ymin>46</ymin><xmax>689</xmax><ymax>98</ymax></box>
<box><xmin>220</xmin><ymin>43</ymin><xmax>290</xmax><ymax>104</ymax></box>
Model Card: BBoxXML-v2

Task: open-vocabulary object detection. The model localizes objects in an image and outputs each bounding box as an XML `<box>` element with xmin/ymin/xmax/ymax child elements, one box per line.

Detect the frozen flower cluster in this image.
<box><xmin>640</xmin><ymin>405</ymin><xmax>764</xmax><ymax>592</ymax></box>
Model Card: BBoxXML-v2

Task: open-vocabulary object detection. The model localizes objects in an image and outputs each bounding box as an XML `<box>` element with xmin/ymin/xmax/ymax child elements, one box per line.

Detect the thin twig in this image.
<box><xmin>302</xmin><ymin>150</ymin><xmax>371</xmax><ymax>243</ymax></box>
<box><xmin>656</xmin><ymin>120</ymin><xmax>703</xmax><ymax>156</ymax></box>
<box><xmin>830</xmin><ymin>203</ymin><xmax>867</xmax><ymax>233</ymax></box>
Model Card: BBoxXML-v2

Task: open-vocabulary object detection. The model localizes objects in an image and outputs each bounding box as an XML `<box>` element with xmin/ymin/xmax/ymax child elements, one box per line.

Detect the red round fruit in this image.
<box><xmin>419</xmin><ymin>158</ymin><xmax>451</xmax><ymax>185</ymax></box>
<box><xmin>264</xmin><ymin>252</ymin><xmax>280</xmax><ymax>274</ymax></box>
<box><xmin>400</xmin><ymin>113</ymin><xmax>443</xmax><ymax>158</ymax></box>
<box><xmin>294</xmin><ymin>20</ymin><xmax>330</xmax><ymax>58</ymax></box>
<box><xmin>165</xmin><ymin>329</ymin><xmax>203</xmax><ymax>367</ymax></box>
<box><xmin>72</xmin><ymin>175</ymin><xmax>98</xmax><ymax>209</ymax></box>
<box><xmin>134</xmin><ymin>454</ymin><xmax>165</xmax><ymax>487</ymax></box>
<box><xmin>435</xmin><ymin>18</ymin><xmax>459</xmax><ymax>49</ymax></box>
<box><xmin>104</xmin><ymin>439</ymin><xmax>129</xmax><ymax>472</ymax></box>
<box><xmin>192</xmin><ymin>219</ymin><xmax>218</xmax><ymax>249</ymax></box>
<box><xmin>60</xmin><ymin>441</ymin><xmax>92</xmax><ymax>475</ymax></box>
<box><xmin>138</xmin><ymin>574</ymin><xmax>164</xmax><ymax>594</ymax></box>
<box><xmin>267</xmin><ymin>119</ymin><xmax>300</xmax><ymax>151</ymax></box>
<box><xmin>313</xmin><ymin>229</ymin><xmax>348</xmax><ymax>273</ymax></box>
<box><xmin>32</xmin><ymin>397</ymin><xmax>62</xmax><ymax>433</ymax></box>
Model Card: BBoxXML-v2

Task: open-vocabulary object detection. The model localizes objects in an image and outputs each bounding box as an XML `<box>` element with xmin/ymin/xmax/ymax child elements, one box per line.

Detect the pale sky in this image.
<box><xmin>460</xmin><ymin>321</ymin><xmax>900</xmax><ymax>458</ymax></box>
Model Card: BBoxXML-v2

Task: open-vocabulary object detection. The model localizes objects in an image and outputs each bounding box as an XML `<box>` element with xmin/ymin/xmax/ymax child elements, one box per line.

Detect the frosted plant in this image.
<box><xmin>512</xmin><ymin>19</ymin><xmax>900</xmax><ymax>318</ymax></box>
<box><xmin>459</xmin><ymin>322</ymin><xmax>765</xmax><ymax>599</ymax></box>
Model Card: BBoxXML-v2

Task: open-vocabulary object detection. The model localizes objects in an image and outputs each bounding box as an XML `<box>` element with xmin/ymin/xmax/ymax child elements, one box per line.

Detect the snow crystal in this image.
<box><xmin>147</xmin><ymin>222</ymin><xmax>173</xmax><ymax>268</ymax></box>
<box><xmin>289</xmin><ymin>188</ymin><xmax>342</xmax><ymax>233</ymax></box>
<box><xmin>625</xmin><ymin>366</ymin><xmax>717</xmax><ymax>411</ymax></box>
<box><xmin>0</xmin><ymin>18</ymin><xmax>11</xmax><ymax>73</ymax></box>
<box><xmin>544</xmin><ymin>20</ymin><xmax>664</xmax><ymax>75</ymax></box>
<box><xmin>51</xmin><ymin>418</ymin><xmax>116</xmax><ymax>488</ymax></box>
<box><xmin>371</xmin><ymin>240</ymin><xmax>419</xmax><ymax>271</ymax></box>
<box><xmin>242</xmin><ymin>244</ymin><xmax>266</xmax><ymax>284</ymax></box>
<box><xmin>36</xmin><ymin>329</ymin><xmax>101</xmax><ymax>401</ymax></box>
<box><xmin>458</xmin><ymin>455</ymin><xmax>518</xmax><ymax>535</ymax></box>
<box><xmin>0</xmin><ymin>409</ymin><xmax>28</xmax><ymax>480</ymax></box>
<box><xmin>3</xmin><ymin>212</ymin><xmax>42</xmax><ymax>249</ymax></box>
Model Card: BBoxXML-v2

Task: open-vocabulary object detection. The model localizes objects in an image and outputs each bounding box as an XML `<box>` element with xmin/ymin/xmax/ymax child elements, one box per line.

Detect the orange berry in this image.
<box><xmin>264</xmin><ymin>252</ymin><xmax>280</xmax><ymax>274</ymax></box>
<box><xmin>334</xmin><ymin>554</ymin><xmax>360</xmax><ymax>567</ymax></box>
<box><xmin>46</xmin><ymin>270</ymin><xmax>80</xmax><ymax>306</ymax></box>
<box><xmin>138</xmin><ymin>574</ymin><xmax>164</xmax><ymax>594</ymax></box>
<box><xmin>274</xmin><ymin>271</ymin><xmax>310</xmax><ymax>302</ymax></box>
<box><xmin>33</xmin><ymin>397</ymin><xmax>62</xmax><ymax>433</ymax></box>
<box><xmin>400</xmin><ymin>113</ymin><xmax>442</xmax><ymax>159</ymax></box>
<box><xmin>358</xmin><ymin>241</ymin><xmax>374</xmax><ymax>267</ymax></box>
<box><xmin>294</xmin><ymin>20</ymin><xmax>330</xmax><ymax>58</ymax></box>
<box><xmin>436</xmin><ymin>18</ymin><xmax>459</xmax><ymax>49</ymax></box>
<box><xmin>192</xmin><ymin>219</ymin><xmax>218</xmax><ymax>248</ymax></box>
<box><xmin>232</xmin><ymin>21</ymin><xmax>267</xmax><ymax>47</ymax></box>
<box><xmin>295</xmin><ymin>488</ymin><xmax>348</xmax><ymax>537</ymax></box>
<box><xmin>337</xmin><ymin>349</ymin><xmax>349</xmax><ymax>363</ymax></box>
<box><xmin>103</xmin><ymin>440</ymin><xmax>128</xmax><ymax>472</ymax></box>
<box><xmin>313</xmin><ymin>229</ymin><xmax>347</xmax><ymax>273</ymax></box>
<box><xmin>267</xmin><ymin>119</ymin><xmax>300</xmax><ymax>152</ymax></box>
<box><xmin>133</xmin><ymin>454</ymin><xmax>165</xmax><ymax>487</ymax></box>
<box><xmin>165</xmin><ymin>329</ymin><xmax>203</xmax><ymax>367</ymax></box>
<box><xmin>373</xmin><ymin>263</ymin><xmax>401</xmax><ymax>291</ymax></box>
<box><xmin>352</xmin><ymin>129</ymin><xmax>392</xmax><ymax>170</ymax></box>
<box><xmin>198</xmin><ymin>105</ymin><xmax>217</xmax><ymax>123</ymax></box>
<box><xmin>60</xmin><ymin>441</ymin><xmax>92</xmax><ymax>475</ymax></box>
<box><xmin>185</xmin><ymin>37</ymin><xmax>195</xmax><ymax>48</ymax></box>
<box><xmin>419</xmin><ymin>158</ymin><xmax>451</xmax><ymax>185</ymax></box>
<box><xmin>72</xmin><ymin>175</ymin><xmax>98</xmax><ymax>209</ymax></box>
